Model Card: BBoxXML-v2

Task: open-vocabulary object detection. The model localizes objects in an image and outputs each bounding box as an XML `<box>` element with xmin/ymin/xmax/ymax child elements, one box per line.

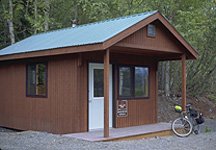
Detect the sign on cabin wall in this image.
<box><xmin>117</xmin><ymin>100</ymin><xmax>128</xmax><ymax>117</ymax></box>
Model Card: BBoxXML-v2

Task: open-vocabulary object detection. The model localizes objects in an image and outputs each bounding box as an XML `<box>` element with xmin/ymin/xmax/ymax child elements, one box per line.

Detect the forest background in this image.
<box><xmin>0</xmin><ymin>0</ymin><xmax>215</xmax><ymax>100</ymax></box>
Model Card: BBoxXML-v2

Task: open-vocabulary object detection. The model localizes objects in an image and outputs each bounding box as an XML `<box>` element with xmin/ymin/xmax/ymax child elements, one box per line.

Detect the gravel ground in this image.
<box><xmin>0</xmin><ymin>119</ymin><xmax>216</xmax><ymax>150</ymax></box>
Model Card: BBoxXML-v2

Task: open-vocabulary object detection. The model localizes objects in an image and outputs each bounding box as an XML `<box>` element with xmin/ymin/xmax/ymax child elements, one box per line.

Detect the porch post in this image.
<box><xmin>104</xmin><ymin>49</ymin><xmax>109</xmax><ymax>137</ymax></box>
<box><xmin>181</xmin><ymin>54</ymin><xmax>187</xmax><ymax>111</ymax></box>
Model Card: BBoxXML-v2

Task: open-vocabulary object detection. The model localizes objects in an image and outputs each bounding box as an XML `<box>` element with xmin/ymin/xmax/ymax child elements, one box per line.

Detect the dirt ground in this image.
<box><xmin>0</xmin><ymin>120</ymin><xmax>216</xmax><ymax>150</ymax></box>
<box><xmin>0</xmin><ymin>96</ymin><xmax>216</xmax><ymax>150</ymax></box>
<box><xmin>157</xmin><ymin>96</ymin><xmax>216</xmax><ymax>122</ymax></box>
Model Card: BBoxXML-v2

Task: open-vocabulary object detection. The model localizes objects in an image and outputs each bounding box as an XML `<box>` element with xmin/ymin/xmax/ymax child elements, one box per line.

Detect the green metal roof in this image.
<box><xmin>0</xmin><ymin>11</ymin><xmax>157</xmax><ymax>56</ymax></box>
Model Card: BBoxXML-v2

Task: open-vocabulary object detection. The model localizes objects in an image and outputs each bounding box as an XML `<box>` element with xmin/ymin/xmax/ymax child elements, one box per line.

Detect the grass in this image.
<box><xmin>207</xmin><ymin>94</ymin><xmax>216</xmax><ymax>103</ymax></box>
<box><xmin>205</xmin><ymin>127</ymin><xmax>212</xmax><ymax>133</ymax></box>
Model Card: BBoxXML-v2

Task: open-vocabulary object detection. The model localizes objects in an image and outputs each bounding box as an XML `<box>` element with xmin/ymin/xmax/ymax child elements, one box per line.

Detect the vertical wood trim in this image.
<box><xmin>36</xmin><ymin>65</ymin><xmax>39</xmax><ymax>95</ymax></box>
<box><xmin>104</xmin><ymin>49</ymin><xmax>109</xmax><ymax>137</ymax></box>
<box><xmin>112</xmin><ymin>65</ymin><xmax>116</xmax><ymax>128</ymax></box>
<box><xmin>181</xmin><ymin>55</ymin><xmax>186</xmax><ymax>111</ymax></box>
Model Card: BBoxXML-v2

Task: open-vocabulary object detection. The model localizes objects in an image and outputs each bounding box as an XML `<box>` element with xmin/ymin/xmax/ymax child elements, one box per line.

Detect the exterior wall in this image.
<box><xmin>0</xmin><ymin>51</ymin><xmax>157</xmax><ymax>133</ymax></box>
<box><xmin>113</xmin><ymin>65</ymin><xmax>157</xmax><ymax>127</ymax></box>
<box><xmin>115</xmin><ymin>20</ymin><xmax>185</xmax><ymax>54</ymax></box>
<box><xmin>0</xmin><ymin>55</ymin><xmax>87</xmax><ymax>134</ymax></box>
<box><xmin>111</xmin><ymin>53</ymin><xmax>157</xmax><ymax>128</ymax></box>
<box><xmin>82</xmin><ymin>52</ymin><xmax>158</xmax><ymax>128</ymax></box>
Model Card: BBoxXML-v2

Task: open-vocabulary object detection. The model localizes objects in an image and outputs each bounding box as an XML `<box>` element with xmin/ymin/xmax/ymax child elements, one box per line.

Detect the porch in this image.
<box><xmin>64</xmin><ymin>122</ymin><xmax>172</xmax><ymax>142</ymax></box>
<box><xmin>94</xmin><ymin>49</ymin><xmax>187</xmax><ymax>138</ymax></box>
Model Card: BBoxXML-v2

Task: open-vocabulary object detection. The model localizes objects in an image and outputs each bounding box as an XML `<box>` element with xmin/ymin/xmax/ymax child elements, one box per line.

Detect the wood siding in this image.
<box><xmin>0</xmin><ymin>55</ymin><xmax>87</xmax><ymax>134</ymax></box>
<box><xmin>112</xmin><ymin>53</ymin><xmax>157</xmax><ymax>128</ymax></box>
<box><xmin>115</xmin><ymin>21</ymin><xmax>184</xmax><ymax>54</ymax></box>
<box><xmin>0</xmin><ymin>51</ymin><xmax>158</xmax><ymax>133</ymax></box>
<box><xmin>82</xmin><ymin>52</ymin><xmax>157</xmax><ymax>128</ymax></box>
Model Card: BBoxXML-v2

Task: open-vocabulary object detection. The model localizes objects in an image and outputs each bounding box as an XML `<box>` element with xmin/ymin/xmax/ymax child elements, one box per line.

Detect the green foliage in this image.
<box><xmin>205</xmin><ymin>126</ymin><xmax>212</xmax><ymax>133</ymax></box>
<box><xmin>208</xmin><ymin>94</ymin><xmax>216</xmax><ymax>103</ymax></box>
<box><xmin>0</xmin><ymin>0</ymin><xmax>215</xmax><ymax>97</ymax></box>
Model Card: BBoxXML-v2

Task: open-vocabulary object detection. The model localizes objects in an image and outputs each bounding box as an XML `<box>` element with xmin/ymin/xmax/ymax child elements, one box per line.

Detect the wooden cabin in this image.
<box><xmin>0</xmin><ymin>11</ymin><xmax>198</xmax><ymax>137</ymax></box>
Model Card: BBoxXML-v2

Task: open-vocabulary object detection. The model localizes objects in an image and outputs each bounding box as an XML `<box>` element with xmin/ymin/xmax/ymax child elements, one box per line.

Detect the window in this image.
<box><xmin>147</xmin><ymin>24</ymin><xmax>156</xmax><ymax>37</ymax></box>
<box><xmin>118</xmin><ymin>66</ymin><xmax>149</xmax><ymax>99</ymax></box>
<box><xmin>135</xmin><ymin>67</ymin><xmax>149</xmax><ymax>97</ymax></box>
<box><xmin>27</xmin><ymin>63</ymin><xmax>47</xmax><ymax>97</ymax></box>
<box><xmin>119</xmin><ymin>67</ymin><xmax>132</xmax><ymax>97</ymax></box>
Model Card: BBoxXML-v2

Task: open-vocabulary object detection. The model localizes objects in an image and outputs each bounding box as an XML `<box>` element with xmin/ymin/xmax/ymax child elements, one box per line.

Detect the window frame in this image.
<box><xmin>26</xmin><ymin>62</ymin><xmax>48</xmax><ymax>98</ymax></box>
<box><xmin>147</xmin><ymin>24</ymin><xmax>156</xmax><ymax>38</ymax></box>
<box><xmin>117</xmin><ymin>65</ymin><xmax>150</xmax><ymax>100</ymax></box>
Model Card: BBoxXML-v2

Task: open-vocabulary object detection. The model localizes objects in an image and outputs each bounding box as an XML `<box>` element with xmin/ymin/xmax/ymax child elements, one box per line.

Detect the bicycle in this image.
<box><xmin>171</xmin><ymin>104</ymin><xmax>204</xmax><ymax>137</ymax></box>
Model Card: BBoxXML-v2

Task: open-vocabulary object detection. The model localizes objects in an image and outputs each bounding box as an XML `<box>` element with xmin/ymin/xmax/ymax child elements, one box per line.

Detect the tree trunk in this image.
<box><xmin>8</xmin><ymin>0</ymin><xmax>15</xmax><ymax>44</ymax></box>
<box><xmin>34</xmin><ymin>0</ymin><xmax>38</xmax><ymax>34</ymax></box>
<box><xmin>44</xmin><ymin>0</ymin><xmax>50</xmax><ymax>31</ymax></box>
<box><xmin>161</xmin><ymin>62</ymin><xmax>165</xmax><ymax>92</ymax></box>
<box><xmin>158</xmin><ymin>62</ymin><xmax>162</xmax><ymax>90</ymax></box>
<box><xmin>165</xmin><ymin>61</ymin><xmax>170</xmax><ymax>96</ymax></box>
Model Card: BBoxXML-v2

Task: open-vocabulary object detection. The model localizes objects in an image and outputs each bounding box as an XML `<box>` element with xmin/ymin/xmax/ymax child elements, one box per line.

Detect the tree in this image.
<box><xmin>8</xmin><ymin>0</ymin><xmax>15</xmax><ymax>44</ymax></box>
<box><xmin>0</xmin><ymin>0</ymin><xmax>215</xmax><ymax>98</ymax></box>
<box><xmin>34</xmin><ymin>0</ymin><xmax>38</xmax><ymax>34</ymax></box>
<box><xmin>44</xmin><ymin>0</ymin><xmax>49</xmax><ymax>31</ymax></box>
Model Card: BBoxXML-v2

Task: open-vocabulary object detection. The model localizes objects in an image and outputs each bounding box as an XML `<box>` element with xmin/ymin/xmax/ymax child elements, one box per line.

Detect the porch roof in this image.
<box><xmin>0</xmin><ymin>11</ymin><xmax>198</xmax><ymax>61</ymax></box>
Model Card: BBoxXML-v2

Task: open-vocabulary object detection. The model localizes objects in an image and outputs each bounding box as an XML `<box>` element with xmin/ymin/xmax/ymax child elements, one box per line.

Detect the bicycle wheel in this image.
<box><xmin>171</xmin><ymin>117</ymin><xmax>193</xmax><ymax>137</ymax></box>
<box><xmin>193</xmin><ymin>124</ymin><xmax>200</xmax><ymax>135</ymax></box>
<box><xmin>190</xmin><ymin>117</ymin><xmax>200</xmax><ymax>134</ymax></box>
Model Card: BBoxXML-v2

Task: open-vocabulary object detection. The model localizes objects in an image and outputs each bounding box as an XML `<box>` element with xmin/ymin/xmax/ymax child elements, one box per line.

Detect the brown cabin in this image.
<box><xmin>0</xmin><ymin>11</ymin><xmax>198</xmax><ymax>137</ymax></box>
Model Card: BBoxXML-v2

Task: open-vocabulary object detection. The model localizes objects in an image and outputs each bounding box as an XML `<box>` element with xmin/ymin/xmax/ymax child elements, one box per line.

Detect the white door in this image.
<box><xmin>88</xmin><ymin>63</ymin><xmax>113</xmax><ymax>130</ymax></box>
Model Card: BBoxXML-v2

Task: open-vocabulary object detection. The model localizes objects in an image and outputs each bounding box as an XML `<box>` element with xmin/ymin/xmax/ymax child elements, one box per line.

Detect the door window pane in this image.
<box><xmin>135</xmin><ymin>67</ymin><xmax>149</xmax><ymax>97</ymax></box>
<box><xmin>119</xmin><ymin>67</ymin><xmax>132</xmax><ymax>97</ymax></box>
<box><xmin>94</xmin><ymin>69</ymin><xmax>104</xmax><ymax>97</ymax></box>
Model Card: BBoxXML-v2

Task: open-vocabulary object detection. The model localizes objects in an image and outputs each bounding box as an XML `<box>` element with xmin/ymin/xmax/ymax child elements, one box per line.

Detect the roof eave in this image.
<box><xmin>0</xmin><ymin>43</ymin><xmax>104</xmax><ymax>62</ymax></box>
<box><xmin>156</xmin><ymin>12</ymin><xmax>199</xmax><ymax>60</ymax></box>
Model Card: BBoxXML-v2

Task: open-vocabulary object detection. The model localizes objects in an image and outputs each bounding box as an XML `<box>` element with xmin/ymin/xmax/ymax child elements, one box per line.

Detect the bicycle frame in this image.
<box><xmin>172</xmin><ymin>104</ymin><xmax>202</xmax><ymax>137</ymax></box>
<box><xmin>181</xmin><ymin>105</ymin><xmax>199</xmax><ymax>134</ymax></box>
